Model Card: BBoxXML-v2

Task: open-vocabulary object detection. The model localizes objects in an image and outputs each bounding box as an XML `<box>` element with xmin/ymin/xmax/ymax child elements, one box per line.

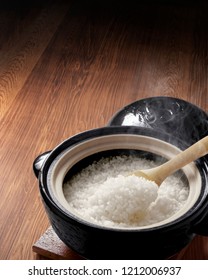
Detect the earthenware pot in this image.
<box><xmin>33</xmin><ymin>125</ymin><xmax>208</xmax><ymax>259</ymax></box>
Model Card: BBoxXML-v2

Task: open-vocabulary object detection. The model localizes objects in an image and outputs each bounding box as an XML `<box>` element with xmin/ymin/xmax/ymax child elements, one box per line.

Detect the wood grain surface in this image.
<box><xmin>0</xmin><ymin>0</ymin><xmax>207</xmax><ymax>259</ymax></box>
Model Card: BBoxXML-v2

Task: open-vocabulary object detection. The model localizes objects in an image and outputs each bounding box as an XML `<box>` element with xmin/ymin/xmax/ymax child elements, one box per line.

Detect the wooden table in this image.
<box><xmin>0</xmin><ymin>0</ymin><xmax>207</xmax><ymax>259</ymax></box>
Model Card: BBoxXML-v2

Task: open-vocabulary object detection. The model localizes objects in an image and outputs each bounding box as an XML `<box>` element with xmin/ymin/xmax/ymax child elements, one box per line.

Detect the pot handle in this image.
<box><xmin>33</xmin><ymin>151</ymin><xmax>51</xmax><ymax>178</ymax></box>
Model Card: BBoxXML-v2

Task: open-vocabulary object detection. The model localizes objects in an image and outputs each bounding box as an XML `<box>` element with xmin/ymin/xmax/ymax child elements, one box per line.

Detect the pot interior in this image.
<box><xmin>47</xmin><ymin>134</ymin><xmax>201</xmax><ymax>229</ymax></box>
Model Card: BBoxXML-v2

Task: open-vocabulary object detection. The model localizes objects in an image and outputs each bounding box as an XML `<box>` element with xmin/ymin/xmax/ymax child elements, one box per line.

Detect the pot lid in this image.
<box><xmin>108</xmin><ymin>96</ymin><xmax>208</xmax><ymax>147</ymax></box>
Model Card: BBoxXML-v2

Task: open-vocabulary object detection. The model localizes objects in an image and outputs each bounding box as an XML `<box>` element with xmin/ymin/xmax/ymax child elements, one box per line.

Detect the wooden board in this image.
<box><xmin>33</xmin><ymin>227</ymin><xmax>208</xmax><ymax>260</ymax></box>
<box><xmin>33</xmin><ymin>227</ymin><xmax>84</xmax><ymax>260</ymax></box>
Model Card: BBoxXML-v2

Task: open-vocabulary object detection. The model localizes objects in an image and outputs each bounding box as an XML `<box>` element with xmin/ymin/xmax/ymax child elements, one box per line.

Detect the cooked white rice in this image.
<box><xmin>63</xmin><ymin>155</ymin><xmax>189</xmax><ymax>227</ymax></box>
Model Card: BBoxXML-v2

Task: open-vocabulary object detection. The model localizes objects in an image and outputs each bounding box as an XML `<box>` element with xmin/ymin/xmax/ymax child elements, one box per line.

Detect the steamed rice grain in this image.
<box><xmin>63</xmin><ymin>155</ymin><xmax>189</xmax><ymax>227</ymax></box>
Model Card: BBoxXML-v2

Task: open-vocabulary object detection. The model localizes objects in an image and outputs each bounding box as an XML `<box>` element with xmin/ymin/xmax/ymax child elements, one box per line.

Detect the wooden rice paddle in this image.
<box><xmin>132</xmin><ymin>136</ymin><xmax>208</xmax><ymax>186</ymax></box>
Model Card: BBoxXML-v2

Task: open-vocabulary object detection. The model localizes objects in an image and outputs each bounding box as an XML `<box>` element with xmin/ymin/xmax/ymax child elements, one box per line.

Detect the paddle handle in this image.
<box><xmin>147</xmin><ymin>136</ymin><xmax>208</xmax><ymax>185</ymax></box>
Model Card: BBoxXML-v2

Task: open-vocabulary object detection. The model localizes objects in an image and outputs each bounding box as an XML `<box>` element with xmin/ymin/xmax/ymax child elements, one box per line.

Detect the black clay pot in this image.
<box><xmin>33</xmin><ymin>125</ymin><xmax>208</xmax><ymax>260</ymax></box>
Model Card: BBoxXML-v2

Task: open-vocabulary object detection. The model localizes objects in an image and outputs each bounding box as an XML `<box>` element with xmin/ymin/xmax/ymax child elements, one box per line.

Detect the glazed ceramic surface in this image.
<box><xmin>34</xmin><ymin>125</ymin><xmax>208</xmax><ymax>259</ymax></box>
<box><xmin>108</xmin><ymin>96</ymin><xmax>208</xmax><ymax>147</ymax></box>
